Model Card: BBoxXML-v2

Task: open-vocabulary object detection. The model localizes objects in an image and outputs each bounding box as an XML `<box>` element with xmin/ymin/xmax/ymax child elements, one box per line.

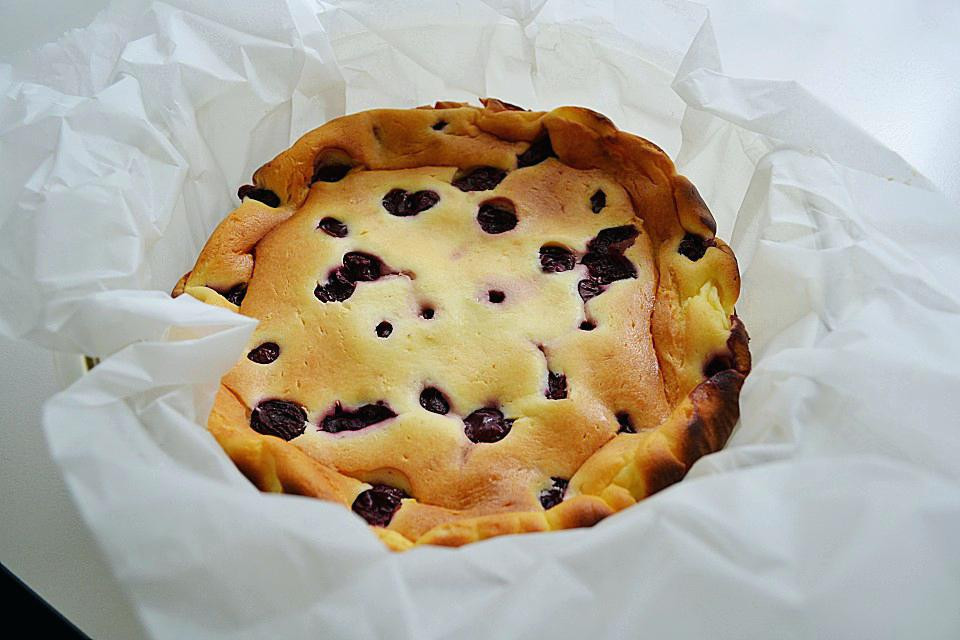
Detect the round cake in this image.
<box><xmin>173</xmin><ymin>99</ymin><xmax>750</xmax><ymax>550</ymax></box>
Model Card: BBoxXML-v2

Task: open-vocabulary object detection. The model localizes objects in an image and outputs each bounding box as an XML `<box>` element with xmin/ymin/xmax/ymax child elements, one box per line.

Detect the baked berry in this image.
<box><xmin>587</xmin><ymin>225</ymin><xmax>639</xmax><ymax>255</ymax></box>
<box><xmin>581</xmin><ymin>253</ymin><xmax>636</xmax><ymax>285</ymax></box>
<box><xmin>250</xmin><ymin>400</ymin><xmax>307</xmax><ymax>441</ymax></box>
<box><xmin>539</xmin><ymin>246</ymin><xmax>576</xmax><ymax>273</ymax></box>
<box><xmin>318</xmin><ymin>217</ymin><xmax>348</xmax><ymax>237</ymax></box>
<box><xmin>539</xmin><ymin>477</ymin><xmax>568</xmax><ymax>509</ymax></box>
<box><xmin>463</xmin><ymin>408</ymin><xmax>514</xmax><ymax>443</ymax></box>
<box><xmin>477</xmin><ymin>201</ymin><xmax>517</xmax><ymax>234</ymax></box>
<box><xmin>320</xmin><ymin>402</ymin><xmax>397</xmax><ymax>433</ymax></box>
<box><xmin>314</xmin><ymin>268</ymin><xmax>356</xmax><ymax>303</ymax></box>
<box><xmin>342</xmin><ymin>252</ymin><xmax>384</xmax><ymax>282</ymax></box>
<box><xmin>351</xmin><ymin>485</ymin><xmax>408</xmax><ymax>526</ymax></box>
<box><xmin>375</xmin><ymin>321</ymin><xmax>393</xmax><ymax>338</ymax></box>
<box><xmin>578</xmin><ymin>278</ymin><xmax>604</xmax><ymax>302</ymax></box>
<box><xmin>677</xmin><ymin>233</ymin><xmax>713</xmax><ymax>261</ymax></box>
<box><xmin>382</xmin><ymin>189</ymin><xmax>440</xmax><ymax>216</ymax></box>
<box><xmin>453</xmin><ymin>167</ymin><xmax>507</xmax><ymax>192</ymax></box>
<box><xmin>546</xmin><ymin>372</ymin><xmax>567</xmax><ymax>400</ymax></box>
<box><xmin>419</xmin><ymin>387</ymin><xmax>450</xmax><ymax>415</ymax></box>
<box><xmin>247</xmin><ymin>342</ymin><xmax>280</xmax><ymax>364</ymax></box>
<box><xmin>222</xmin><ymin>283</ymin><xmax>247</xmax><ymax>306</ymax></box>
<box><xmin>590</xmin><ymin>189</ymin><xmax>606</xmax><ymax>213</ymax></box>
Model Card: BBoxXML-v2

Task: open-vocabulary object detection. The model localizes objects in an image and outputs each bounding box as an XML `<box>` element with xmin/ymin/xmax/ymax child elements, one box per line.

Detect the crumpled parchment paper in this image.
<box><xmin>1</xmin><ymin>1</ymin><xmax>959</xmax><ymax>638</ymax></box>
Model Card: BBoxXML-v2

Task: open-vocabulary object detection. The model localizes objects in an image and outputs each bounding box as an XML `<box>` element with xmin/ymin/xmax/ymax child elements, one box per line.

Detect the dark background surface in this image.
<box><xmin>2</xmin><ymin>562</ymin><xmax>90</xmax><ymax>638</ymax></box>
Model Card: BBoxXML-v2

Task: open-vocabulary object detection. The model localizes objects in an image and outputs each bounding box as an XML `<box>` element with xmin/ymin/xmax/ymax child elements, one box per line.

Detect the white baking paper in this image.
<box><xmin>2</xmin><ymin>1</ymin><xmax>960</xmax><ymax>638</ymax></box>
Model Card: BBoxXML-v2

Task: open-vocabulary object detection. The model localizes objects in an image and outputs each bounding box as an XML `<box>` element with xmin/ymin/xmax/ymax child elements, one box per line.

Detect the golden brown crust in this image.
<box><xmin>569</xmin><ymin>368</ymin><xmax>744</xmax><ymax>505</ymax></box>
<box><xmin>172</xmin><ymin>271</ymin><xmax>190</xmax><ymax>298</ymax></box>
<box><xmin>208</xmin><ymin>387</ymin><xmax>363</xmax><ymax>501</ymax></box>
<box><xmin>373</xmin><ymin>527</ymin><xmax>415</xmax><ymax>552</ymax></box>
<box><xmin>177</xmin><ymin>100</ymin><xmax>750</xmax><ymax>549</ymax></box>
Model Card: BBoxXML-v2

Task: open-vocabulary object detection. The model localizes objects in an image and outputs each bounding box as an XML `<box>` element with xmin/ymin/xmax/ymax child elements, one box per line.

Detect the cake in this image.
<box><xmin>172</xmin><ymin>99</ymin><xmax>750</xmax><ymax>550</ymax></box>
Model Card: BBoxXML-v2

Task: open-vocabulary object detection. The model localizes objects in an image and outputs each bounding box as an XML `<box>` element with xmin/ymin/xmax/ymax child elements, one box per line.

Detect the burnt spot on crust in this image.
<box><xmin>477</xmin><ymin>199</ymin><xmax>518</xmax><ymax>234</ymax></box>
<box><xmin>237</xmin><ymin>185</ymin><xmax>280</xmax><ymax>207</ymax></box>
<box><xmin>352</xmin><ymin>484</ymin><xmax>409</xmax><ymax>527</ymax></box>
<box><xmin>631</xmin><ymin>370</ymin><xmax>748</xmax><ymax>499</ymax></box>
<box><xmin>590</xmin><ymin>189</ymin><xmax>606</xmax><ymax>213</ymax></box>
<box><xmin>677</xmin><ymin>178</ymin><xmax>717</xmax><ymax>235</ymax></box>
<box><xmin>452</xmin><ymin>166</ymin><xmax>507</xmax><ymax>192</ymax></box>
<box><xmin>318</xmin><ymin>217</ymin><xmax>348</xmax><ymax>237</ymax></box>
<box><xmin>677</xmin><ymin>233</ymin><xmax>715</xmax><ymax>262</ymax></box>
<box><xmin>642</xmin><ymin>450</ymin><xmax>688</xmax><ymax>496</ymax></box>
<box><xmin>247</xmin><ymin>342</ymin><xmax>280</xmax><ymax>364</ymax></box>
<box><xmin>420</xmin><ymin>387</ymin><xmax>451</xmax><ymax>415</ymax></box>
<box><xmin>516</xmin><ymin>133</ymin><xmax>556</xmax><ymax>168</ymax></box>
<box><xmin>250</xmin><ymin>400</ymin><xmax>307</xmax><ymax>441</ymax></box>
<box><xmin>382</xmin><ymin>189</ymin><xmax>441</xmax><ymax>217</ymax></box>
<box><xmin>539</xmin><ymin>477</ymin><xmax>568</xmax><ymax>509</ymax></box>
<box><xmin>703</xmin><ymin>354</ymin><xmax>734</xmax><ymax>378</ymax></box>
<box><xmin>727</xmin><ymin>315</ymin><xmax>752</xmax><ymax>374</ymax></box>
<box><xmin>546</xmin><ymin>372</ymin><xmax>567</xmax><ymax>400</ymax></box>
<box><xmin>220</xmin><ymin>283</ymin><xmax>248</xmax><ymax>306</ymax></box>
<box><xmin>540</xmin><ymin>245</ymin><xmax>576</xmax><ymax>273</ymax></box>
<box><xmin>678</xmin><ymin>370</ymin><xmax>745</xmax><ymax>471</ymax></box>
<box><xmin>321</xmin><ymin>402</ymin><xmax>397</xmax><ymax>433</ymax></box>
<box><xmin>703</xmin><ymin>315</ymin><xmax>750</xmax><ymax>379</ymax></box>
<box><xmin>615</xmin><ymin>411</ymin><xmax>636</xmax><ymax>434</ymax></box>
<box><xmin>463</xmin><ymin>408</ymin><xmax>514</xmax><ymax>443</ymax></box>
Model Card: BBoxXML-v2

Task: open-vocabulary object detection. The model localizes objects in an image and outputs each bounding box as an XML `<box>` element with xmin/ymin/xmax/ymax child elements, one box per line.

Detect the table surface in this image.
<box><xmin>1</xmin><ymin>1</ymin><xmax>958</xmax><ymax>638</ymax></box>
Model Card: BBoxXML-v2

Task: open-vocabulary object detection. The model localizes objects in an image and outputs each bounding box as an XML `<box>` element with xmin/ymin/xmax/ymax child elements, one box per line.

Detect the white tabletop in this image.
<box><xmin>1</xmin><ymin>1</ymin><xmax>958</xmax><ymax>637</ymax></box>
